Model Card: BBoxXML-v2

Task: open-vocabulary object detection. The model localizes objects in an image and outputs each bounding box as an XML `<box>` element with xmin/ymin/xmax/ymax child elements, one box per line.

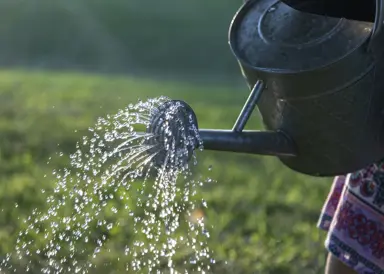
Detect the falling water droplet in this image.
<box><xmin>4</xmin><ymin>97</ymin><xmax>215</xmax><ymax>273</ymax></box>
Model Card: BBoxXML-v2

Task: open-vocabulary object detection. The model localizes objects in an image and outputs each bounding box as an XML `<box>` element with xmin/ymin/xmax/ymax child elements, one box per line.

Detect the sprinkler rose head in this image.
<box><xmin>145</xmin><ymin>100</ymin><xmax>200</xmax><ymax>168</ymax></box>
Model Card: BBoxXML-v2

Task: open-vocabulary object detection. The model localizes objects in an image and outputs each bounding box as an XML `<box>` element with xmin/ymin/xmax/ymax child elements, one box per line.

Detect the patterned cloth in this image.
<box><xmin>318</xmin><ymin>160</ymin><xmax>384</xmax><ymax>274</ymax></box>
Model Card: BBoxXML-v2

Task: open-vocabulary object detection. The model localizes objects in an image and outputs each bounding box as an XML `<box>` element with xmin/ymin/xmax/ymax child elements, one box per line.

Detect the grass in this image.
<box><xmin>0</xmin><ymin>69</ymin><xmax>332</xmax><ymax>273</ymax></box>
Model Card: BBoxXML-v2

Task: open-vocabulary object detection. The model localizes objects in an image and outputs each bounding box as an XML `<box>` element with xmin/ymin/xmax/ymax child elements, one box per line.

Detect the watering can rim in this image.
<box><xmin>228</xmin><ymin>0</ymin><xmax>384</xmax><ymax>75</ymax></box>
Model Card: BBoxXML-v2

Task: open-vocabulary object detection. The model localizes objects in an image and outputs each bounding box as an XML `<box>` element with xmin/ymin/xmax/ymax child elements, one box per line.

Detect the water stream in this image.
<box><xmin>1</xmin><ymin>97</ymin><xmax>215</xmax><ymax>273</ymax></box>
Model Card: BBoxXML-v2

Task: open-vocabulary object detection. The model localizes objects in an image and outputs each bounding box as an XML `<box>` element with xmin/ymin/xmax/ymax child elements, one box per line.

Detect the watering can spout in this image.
<box><xmin>199</xmin><ymin>129</ymin><xmax>296</xmax><ymax>157</ymax></box>
<box><xmin>146</xmin><ymin>82</ymin><xmax>297</xmax><ymax>167</ymax></box>
<box><xmin>197</xmin><ymin>80</ymin><xmax>296</xmax><ymax>157</ymax></box>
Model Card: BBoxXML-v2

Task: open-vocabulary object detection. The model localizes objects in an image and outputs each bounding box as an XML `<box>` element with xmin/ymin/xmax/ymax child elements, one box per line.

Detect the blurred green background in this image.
<box><xmin>0</xmin><ymin>0</ymin><xmax>332</xmax><ymax>273</ymax></box>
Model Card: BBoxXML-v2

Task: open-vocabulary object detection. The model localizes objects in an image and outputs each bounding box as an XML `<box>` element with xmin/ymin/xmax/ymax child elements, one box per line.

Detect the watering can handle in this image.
<box><xmin>368</xmin><ymin>0</ymin><xmax>384</xmax><ymax>51</ymax></box>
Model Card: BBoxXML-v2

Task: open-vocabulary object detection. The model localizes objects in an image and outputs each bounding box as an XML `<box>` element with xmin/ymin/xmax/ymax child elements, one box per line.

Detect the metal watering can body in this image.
<box><xmin>148</xmin><ymin>0</ymin><xmax>384</xmax><ymax>177</ymax></box>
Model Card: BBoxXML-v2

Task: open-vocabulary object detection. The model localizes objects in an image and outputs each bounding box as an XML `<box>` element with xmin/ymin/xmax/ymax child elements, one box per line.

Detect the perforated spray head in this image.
<box><xmin>146</xmin><ymin>100</ymin><xmax>200</xmax><ymax>168</ymax></box>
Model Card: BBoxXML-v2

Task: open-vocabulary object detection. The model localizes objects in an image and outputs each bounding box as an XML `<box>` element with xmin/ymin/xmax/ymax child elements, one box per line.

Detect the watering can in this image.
<box><xmin>147</xmin><ymin>0</ymin><xmax>384</xmax><ymax>177</ymax></box>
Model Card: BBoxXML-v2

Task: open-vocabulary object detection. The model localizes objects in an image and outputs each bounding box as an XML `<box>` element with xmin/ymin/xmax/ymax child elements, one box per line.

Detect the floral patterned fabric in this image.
<box><xmin>318</xmin><ymin>161</ymin><xmax>384</xmax><ymax>274</ymax></box>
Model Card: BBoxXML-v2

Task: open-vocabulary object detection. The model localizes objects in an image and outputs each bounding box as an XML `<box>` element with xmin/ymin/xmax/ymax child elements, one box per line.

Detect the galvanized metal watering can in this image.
<box><xmin>148</xmin><ymin>0</ymin><xmax>384</xmax><ymax>177</ymax></box>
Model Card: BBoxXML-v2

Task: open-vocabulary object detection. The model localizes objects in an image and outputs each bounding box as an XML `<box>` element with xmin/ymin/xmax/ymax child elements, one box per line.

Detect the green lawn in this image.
<box><xmin>0</xmin><ymin>70</ymin><xmax>331</xmax><ymax>273</ymax></box>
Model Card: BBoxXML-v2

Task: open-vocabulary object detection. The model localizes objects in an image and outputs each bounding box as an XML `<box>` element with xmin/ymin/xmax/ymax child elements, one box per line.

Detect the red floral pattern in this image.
<box><xmin>318</xmin><ymin>160</ymin><xmax>384</xmax><ymax>274</ymax></box>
